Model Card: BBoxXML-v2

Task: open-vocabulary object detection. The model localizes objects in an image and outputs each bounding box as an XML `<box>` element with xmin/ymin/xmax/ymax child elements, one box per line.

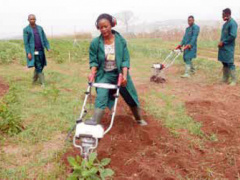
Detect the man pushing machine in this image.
<box><xmin>176</xmin><ymin>16</ymin><xmax>200</xmax><ymax>78</ymax></box>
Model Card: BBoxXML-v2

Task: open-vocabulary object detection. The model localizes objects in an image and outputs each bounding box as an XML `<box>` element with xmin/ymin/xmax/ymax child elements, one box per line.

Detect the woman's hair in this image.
<box><xmin>95</xmin><ymin>13</ymin><xmax>117</xmax><ymax>29</ymax></box>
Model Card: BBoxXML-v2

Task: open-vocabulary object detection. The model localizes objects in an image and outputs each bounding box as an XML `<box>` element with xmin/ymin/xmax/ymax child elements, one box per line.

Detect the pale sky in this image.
<box><xmin>0</xmin><ymin>0</ymin><xmax>239</xmax><ymax>39</ymax></box>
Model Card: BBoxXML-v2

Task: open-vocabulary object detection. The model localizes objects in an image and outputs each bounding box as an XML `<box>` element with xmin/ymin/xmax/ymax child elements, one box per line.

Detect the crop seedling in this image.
<box><xmin>67</xmin><ymin>152</ymin><xmax>114</xmax><ymax>180</ymax></box>
<box><xmin>0</xmin><ymin>85</ymin><xmax>23</xmax><ymax>136</ymax></box>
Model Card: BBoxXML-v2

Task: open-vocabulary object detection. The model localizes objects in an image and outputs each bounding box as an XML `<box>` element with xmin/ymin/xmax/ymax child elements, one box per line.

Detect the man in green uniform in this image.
<box><xmin>23</xmin><ymin>14</ymin><xmax>50</xmax><ymax>87</ymax></box>
<box><xmin>218</xmin><ymin>8</ymin><xmax>238</xmax><ymax>86</ymax></box>
<box><xmin>176</xmin><ymin>16</ymin><xmax>200</xmax><ymax>78</ymax></box>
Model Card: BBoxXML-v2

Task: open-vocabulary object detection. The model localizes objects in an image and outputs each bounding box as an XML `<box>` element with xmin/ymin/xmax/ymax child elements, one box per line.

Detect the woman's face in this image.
<box><xmin>98</xmin><ymin>19</ymin><xmax>112</xmax><ymax>38</ymax></box>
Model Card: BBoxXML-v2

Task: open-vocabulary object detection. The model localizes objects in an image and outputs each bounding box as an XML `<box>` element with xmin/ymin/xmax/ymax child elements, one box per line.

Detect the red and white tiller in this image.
<box><xmin>73</xmin><ymin>74</ymin><xmax>123</xmax><ymax>159</ymax></box>
<box><xmin>150</xmin><ymin>49</ymin><xmax>182</xmax><ymax>83</ymax></box>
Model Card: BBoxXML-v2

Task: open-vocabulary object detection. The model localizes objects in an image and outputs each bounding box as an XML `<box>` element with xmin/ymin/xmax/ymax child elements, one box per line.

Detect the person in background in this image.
<box><xmin>218</xmin><ymin>8</ymin><xmax>238</xmax><ymax>86</ymax></box>
<box><xmin>176</xmin><ymin>16</ymin><xmax>200</xmax><ymax>78</ymax></box>
<box><xmin>23</xmin><ymin>14</ymin><xmax>50</xmax><ymax>87</ymax></box>
<box><xmin>87</xmin><ymin>13</ymin><xmax>147</xmax><ymax>126</ymax></box>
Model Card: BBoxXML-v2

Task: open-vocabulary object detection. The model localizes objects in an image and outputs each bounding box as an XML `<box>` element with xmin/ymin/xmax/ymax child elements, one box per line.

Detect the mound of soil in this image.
<box><xmin>150</xmin><ymin>76</ymin><xmax>166</xmax><ymax>83</ymax></box>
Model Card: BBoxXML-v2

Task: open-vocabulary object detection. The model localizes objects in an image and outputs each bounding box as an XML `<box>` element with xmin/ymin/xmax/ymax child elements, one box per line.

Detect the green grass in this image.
<box><xmin>0</xmin><ymin>39</ymin><xmax>90</xmax><ymax>65</ymax></box>
<box><xmin>197</xmin><ymin>40</ymin><xmax>218</xmax><ymax>49</ymax></box>
<box><xmin>48</xmin><ymin>39</ymin><xmax>90</xmax><ymax>64</ymax></box>
<box><xmin>143</xmin><ymin>90</ymin><xmax>204</xmax><ymax>137</ymax></box>
<box><xmin>0</xmin><ymin>40</ymin><xmax>25</xmax><ymax>65</ymax></box>
<box><xmin>0</xmin><ymin>61</ymin><xmax>86</xmax><ymax>179</ymax></box>
<box><xmin>0</xmin><ymin>83</ymin><xmax>23</xmax><ymax>136</ymax></box>
<box><xmin>0</xmin><ymin>38</ymin><xmax>90</xmax><ymax>179</ymax></box>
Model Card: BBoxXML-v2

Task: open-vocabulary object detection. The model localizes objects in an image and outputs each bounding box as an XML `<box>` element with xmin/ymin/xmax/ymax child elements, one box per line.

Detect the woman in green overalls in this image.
<box><xmin>87</xmin><ymin>13</ymin><xmax>147</xmax><ymax>126</ymax></box>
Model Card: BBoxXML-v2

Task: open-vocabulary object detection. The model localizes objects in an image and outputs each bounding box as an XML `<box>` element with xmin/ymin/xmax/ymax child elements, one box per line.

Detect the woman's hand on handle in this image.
<box><xmin>121</xmin><ymin>67</ymin><xmax>128</xmax><ymax>87</ymax></box>
<box><xmin>175</xmin><ymin>45</ymin><xmax>182</xmax><ymax>50</ymax></box>
<box><xmin>88</xmin><ymin>67</ymin><xmax>97</xmax><ymax>83</ymax></box>
<box><xmin>183</xmin><ymin>44</ymin><xmax>192</xmax><ymax>51</ymax></box>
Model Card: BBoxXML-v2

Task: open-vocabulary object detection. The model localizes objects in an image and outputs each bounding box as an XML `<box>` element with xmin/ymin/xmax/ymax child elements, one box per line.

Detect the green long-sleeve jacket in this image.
<box><xmin>89</xmin><ymin>30</ymin><xmax>140</xmax><ymax>107</ymax></box>
<box><xmin>181</xmin><ymin>24</ymin><xmax>200</xmax><ymax>60</ymax></box>
<box><xmin>23</xmin><ymin>25</ymin><xmax>50</xmax><ymax>68</ymax></box>
<box><xmin>218</xmin><ymin>18</ymin><xmax>238</xmax><ymax>63</ymax></box>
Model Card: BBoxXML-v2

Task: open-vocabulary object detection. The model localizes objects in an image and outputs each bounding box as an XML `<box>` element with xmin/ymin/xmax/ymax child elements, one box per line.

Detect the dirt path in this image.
<box><xmin>63</xmin><ymin>66</ymin><xmax>240</xmax><ymax>180</ymax></box>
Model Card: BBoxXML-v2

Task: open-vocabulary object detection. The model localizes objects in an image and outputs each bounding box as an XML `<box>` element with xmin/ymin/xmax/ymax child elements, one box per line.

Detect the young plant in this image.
<box><xmin>41</xmin><ymin>85</ymin><xmax>60</xmax><ymax>102</ymax></box>
<box><xmin>67</xmin><ymin>152</ymin><xmax>114</xmax><ymax>180</ymax></box>
<box><xmin>0</xmin><ymin>85</ymin><xmax>23</xmax><ymax>136</ymax></box>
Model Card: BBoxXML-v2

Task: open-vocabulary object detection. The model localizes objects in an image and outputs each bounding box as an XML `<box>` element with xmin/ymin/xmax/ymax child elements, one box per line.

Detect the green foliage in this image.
<box><xmin>0</xmin><ymin>85</ymin><xmax>23</xmax><ymax>135</ymax></box>
<box><xmin>144</xmin><ymin>91</ymin><xmax>204</xmax><ymax>137</ymax></box>
<box><xmin>0</xmin><ymin>38</ymin><xmax>90</xmax><ymax>65</ymax></box>
<box><xmin>0</xmin><ymin>41</ymin><xmax>25</xmax><ymax>65</ymax></box>
<box><xmin>41</xmin><ymin>85</ymin><xmax>60</xmax><ymax>102</ymax></box>
<box><xmin>48</xmin><ymin>39</ymin><xmax>90</xmax><ymax>64</ymax></box>
<box><xmin>129</xmin><ymin>43</ymin><xmax>170</xmax><ymax>60</ymax></box>
<box><xmin>197</xmin><ymin>40</ymin><xmax>218</xmax><ymax>49</ymax></box>
<box><xmin>207</xmin><ymin>133</ymin><xmax>218</xmax><ymax>142</ymax></box>
<box><xmin>67</xmin><ymin>153</ymin><xmax>114</xmax><ymax>180</ymax></box>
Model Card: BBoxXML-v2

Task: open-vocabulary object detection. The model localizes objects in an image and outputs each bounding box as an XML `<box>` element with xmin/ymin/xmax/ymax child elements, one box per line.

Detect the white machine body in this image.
<box><xmin>153</xmin><ymin>64</ymin><xmax>162</xmax><ymax>69</ymax></box>
<box><xmin>75</xmin><ymin>122</ymin><xmax>104</xmax><ymax>139</ymax></box>
<box><xmin>73</xmin><ymin>78</ymin><xmax>122</xmax><ymax>159</ymax></box>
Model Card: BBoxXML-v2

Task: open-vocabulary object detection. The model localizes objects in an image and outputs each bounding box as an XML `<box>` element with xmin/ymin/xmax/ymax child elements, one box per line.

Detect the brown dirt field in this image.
<box><xmin>63</xmin><ymin>66</ymin><xmax>240</xmax><ymax>180</ymax></box>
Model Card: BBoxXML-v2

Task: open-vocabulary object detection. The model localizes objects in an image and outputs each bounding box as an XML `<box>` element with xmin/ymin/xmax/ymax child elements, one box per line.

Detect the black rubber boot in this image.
<box><xmin>38</xmin><ymin>73</ymin><xmax>45</xmax><ymax>87</ymax></box>
<box><xmin>222</xmin><ymin>67</ymin><xmax>230</xmax><ymax>83</ymax></box>
<box><xmin>130</xmin><ymin>106</ymin><xmax>148</xmax><ymax>126</ymax></box>
<box><xmin>229</xmin><ymin>69</ymin><xmax>237</xmax><ymax>86</ymax></box>
<box><xmin>32</xmin><ymin>69</ymin><xmax>38</xmax><ymax>84</ymax></box>
<box><xmin>190</xmin><ymin>63</ymin><xmax>196</xmax><ymax>74</ymax></box>
<box><xmin>85</xmin><ymin>108</ymin><xmax>104</xmax><ymax>125</ymax></box>
<box><xmin>181</xmin><ymin>64</ymin><xmax>191</xmax><ymax>78</ymax></box>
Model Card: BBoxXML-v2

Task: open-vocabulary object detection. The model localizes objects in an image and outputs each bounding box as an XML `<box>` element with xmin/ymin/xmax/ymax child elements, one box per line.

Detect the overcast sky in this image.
<box><xmin>0</xmin><ymin>0</ymin><xmax>239</xmax><ymax>39</ymax></box>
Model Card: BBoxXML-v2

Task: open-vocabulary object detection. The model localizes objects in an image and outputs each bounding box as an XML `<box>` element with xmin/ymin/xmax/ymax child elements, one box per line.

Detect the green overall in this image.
<box><xmin>89</xmin><ymin>30</ymin><xmax>140</xmax><ymax>110</ymax></box>
<box><xmin>34</xmin><ymin>50</ymin><xmax>45</xmax><ymax>73</ymax></box>
<box><xmin>181</xmin><ymin>24</ymin><xmax>200</xmax><ymax>64</ymax></box>
<box><xmin>218</xmin><ymin>18</ymin><xmax>238</xmax><ymax>70</ymax></box>
<box><xmin>23</xmin><ymin>25</ymin><xmax>50</xmax><ymax>68</ymax></box>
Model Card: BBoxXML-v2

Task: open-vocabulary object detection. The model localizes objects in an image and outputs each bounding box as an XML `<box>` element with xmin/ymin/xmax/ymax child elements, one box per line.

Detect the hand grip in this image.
<box><xmin>160</xmin><ymin>64</ymin><xmax>165</xmax><ymax>70</ymax></box>
<box><xmin>89</xmin><ymin>73</ymin><xmax>95</xmax><ymax>83</ymax></box>
<box><xmin>175</xmin><ymin>45</ymin><xmax>182</xmax><ymax>50</ymax></box>
<box><xmin>117</xmin><ymin>74</ymin><xmax>123</xmax><ymax>87</ymax></box>
<box><xmin>184</xmin><ymin>45</ymin><xmax>191</xmax><ymax>51</ymax></box>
